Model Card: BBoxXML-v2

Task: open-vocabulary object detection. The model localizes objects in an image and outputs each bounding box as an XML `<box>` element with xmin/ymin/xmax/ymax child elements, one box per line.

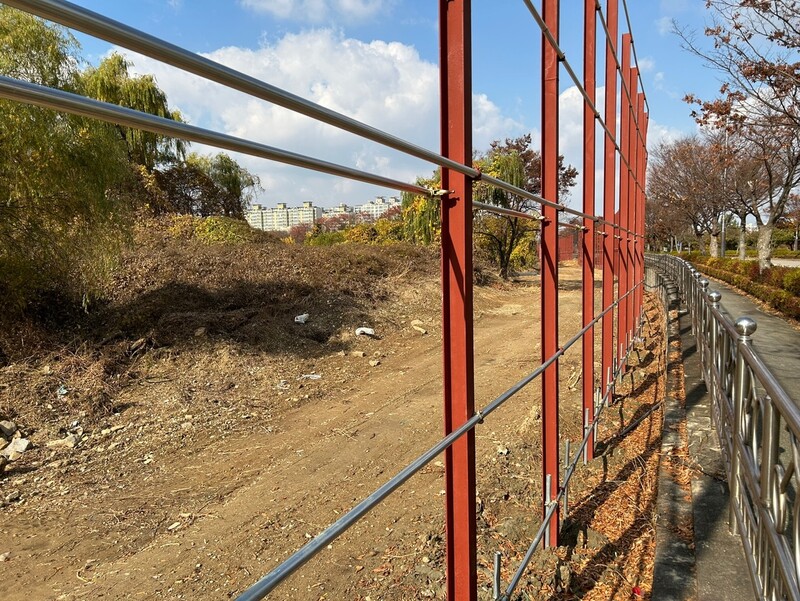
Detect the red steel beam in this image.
<box><xmin>636</xmin><ymin>94</ymin><xmax>648</xmax><ymax>323</ymax></box>
<box><xmin>601</xmin><ymin>0</ymin><xmax>618</xmax><ymax>396</ymax></box>
<box><xmin>541</xmin><ymin>0</ymin><xmax>560</xmax><ymax>547</ymax></box>
<box><xmin>617</xmin><ymin>34</ymin><xmax>631</xmax><ymax>371</ymax></box>
<box><xmin>582</xmin><ymin>0</ymin><xmax>597</xmax><ymax>461</ymax></box>
<box><xmin>439</xmin><ymin>1</ymin><xmax>476</xmax><ymax>598</ymax></box>
<box><xmin>627</xmin><ymin>69</ymin><xmax>639</xmax><ymax>338</ymax></box>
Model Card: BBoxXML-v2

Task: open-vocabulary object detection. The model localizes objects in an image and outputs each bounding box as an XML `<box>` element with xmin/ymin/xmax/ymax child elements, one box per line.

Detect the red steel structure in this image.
<box><xmin>602</xmin><ymin>0</ymin><xmax>620</xmax><ymax>405</ymax></box>
<box><xmin>540</xmin><ymin>0</ymin><xmax>561</xmax><ymax>546</ymax></box>
<box><xmin>0</xmin><ymin>0</ymin><xmax>650</xmax><ymax>599</ymax></box>
<box><xmin>582</xmin><ymin>0</ymin><xmax>598</xmax><ymax>463</ymax></box>
<box><xmin>439</xmin><ymin>1</ymin><xmax>477</xmax><ymax>598</ymax></box>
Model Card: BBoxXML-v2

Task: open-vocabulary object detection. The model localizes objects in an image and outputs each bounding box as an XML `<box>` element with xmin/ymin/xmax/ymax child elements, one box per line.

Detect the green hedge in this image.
<box><xmin>681</xmin><ymin>253</ymin><xmax>800</xmax><ymax>319</ymax></box>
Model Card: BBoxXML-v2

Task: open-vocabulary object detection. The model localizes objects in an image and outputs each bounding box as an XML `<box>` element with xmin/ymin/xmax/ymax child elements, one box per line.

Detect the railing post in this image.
<box><xmin>698</xmin><ymin>279</ymin><xmax>710</xmax><ymax>381</ymax></box>
<box><xmin>730</xmin><ymin>316</ymin><xmax>757</xmax><ymax>534</ymax></box>
<box><xmin>707</xmin><ymin>291</ymin><xmax>721</xmax><ymax>412</ymax></box>
<box><xmin>541</xmin><ymin>0</ymin><xmax>560</xmax><ymax>547</ymax></box>
<box><xmin>439</xmin><ymin>1</ymin><xmax>477</xmax><ymax>598</ymax></box>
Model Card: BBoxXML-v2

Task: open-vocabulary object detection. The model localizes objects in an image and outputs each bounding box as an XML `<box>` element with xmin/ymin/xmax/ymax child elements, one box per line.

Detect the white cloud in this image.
<box><xmin>122</xmin><ymin>29</ymin><xmax>523</xmax><ymax>206</ymax></box>
<box><xmin>656</xmin><ymin>16</ymin><xmax>673</xmax><ymax>36</ymax></box>
<box><xmin>239</xmin><ymin>0</ymin><xmax>389</xmax><ymax>23</ymax></box>
<box><xmin>637</xmin><ymin>57</ymin><xmax>656</xmax><ymax>73</ymax></box>
<box><xmin>473</xmin><ymin>93</ymin><xmax>526</xmax><ymax>151</ymax></box>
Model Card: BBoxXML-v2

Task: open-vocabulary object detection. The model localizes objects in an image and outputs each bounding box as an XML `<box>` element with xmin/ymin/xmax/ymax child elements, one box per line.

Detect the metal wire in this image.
<box><xmin>0</xmin><ymin>76</ymin><xmax>429</xmax><ymax>196</ymax></box>
<box><xmin>499</xmin><ymin>284</ymin><xmax>644</xmax><ymax>600</ymax></box>
<box><xmin>236</xmin><ymin>281</ymin><xmax>643</xmax><ymax>600</ymax></box>
<box><xmin>594</xmin><ymin>0</ymin><xmax>649</xmax><ymax>144</ymax></box>
<box><xmin>620</xmin><ymin>0</ymin><xmax>651</xmax><ymax>114</ymax></box>
<box><xmin>7</xmin><ymin>0</ymin><xmax>642</xmax><ymax>236</ymax></box>
<box><xmin>2</xmin><ymin>0</ymin><xmax>478</xmax><ymax>179</ymax></box>
<box><xmin>521</xmin><ymin>0</ymin><xmax>648</xmax><ymax>188</ymax></box>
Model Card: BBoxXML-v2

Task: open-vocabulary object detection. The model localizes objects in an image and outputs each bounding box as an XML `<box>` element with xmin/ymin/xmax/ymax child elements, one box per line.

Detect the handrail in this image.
<box><xmin>648</xmin><ymin>254</ymin><xmax>800</xmax><ymax>601</ymax></box>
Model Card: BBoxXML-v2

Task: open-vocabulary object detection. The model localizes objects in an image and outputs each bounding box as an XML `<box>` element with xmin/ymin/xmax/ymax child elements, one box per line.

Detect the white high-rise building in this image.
<box><xmin>245</xmin><ymin>201</ymin><xmax>323</xmax><ymax>231</ymax></box>
<box><xmin>355</xmin><ymin>196</ymin><xmax>401</xmax><ymax>221</ymax></box>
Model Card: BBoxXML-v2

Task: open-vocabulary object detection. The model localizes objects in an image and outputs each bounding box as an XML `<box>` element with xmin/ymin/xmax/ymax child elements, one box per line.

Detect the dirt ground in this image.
<box><xmin>0</xmin><ymin>234</ymin><xmax>665</xmax><ymax>600</ymax></box>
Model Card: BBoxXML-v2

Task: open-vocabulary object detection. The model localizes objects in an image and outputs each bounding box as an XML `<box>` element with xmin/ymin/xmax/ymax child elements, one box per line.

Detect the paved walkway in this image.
<box><xmin>706</xmin><ymin>278</ymin><xmax>800</xmax><ymax>397</ymax></box>
<box><xmin>651</xmin><ymin>272</ymin><xmax>760</xmax><ymax>601</ymax></box>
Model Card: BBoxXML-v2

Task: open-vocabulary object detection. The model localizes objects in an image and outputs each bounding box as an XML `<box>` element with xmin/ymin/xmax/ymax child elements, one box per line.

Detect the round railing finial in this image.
<box><xmin>708</xmin><ymin>291</ymin><xmax>722</xmax><ymax>303</ymax></box>
<box><xmin>735</xmin><ymin>316</ymin><xmax>757</xmax><ymax>337</ymax></box>
<box><xmin>699</xmin><ymin>279</ymin><xmax>709</xmax><ymax>289</ymax></box>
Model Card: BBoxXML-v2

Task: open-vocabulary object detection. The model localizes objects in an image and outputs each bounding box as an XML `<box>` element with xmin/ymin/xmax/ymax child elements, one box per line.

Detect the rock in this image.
<box><xmin>193</xmin><ymin>327</ymin><xmax>207</xmax><ymax>337</ymax></box>
<box><xmin>46</xmin><ymin>433</ymin><xmax>81</xmax><ymax>449</ymax></box>
<box><xmin>0</xmin><ymin>438</ymin><xmax>31</xmax><ymax>460</ymax></box>
<box><xmin>369</xmin><ymin>359</ymin><xmax>381</xmax><ymax>367</ymax></box>
<box><xmin>355</xmin><ymin>327</ymin><xmax>376</xmax><ymax>337</ymax></box>
<box><xmin>0</xmin><ymin>420</ymin><xmax>17</xmax><ymax>438</ymax></box>
<box><xmin>0</xmin><ymin>552</ymin><xmax>9</xmax><ymax>562</ymax></box>
<box><xmin>410</xmin><ymin>319</ymin><xmax>428</xmax><ymax>335</ymax></box>
<box><xmin>351</xmin><ymin>351</ymin><xmax>367</xmax><ymax>358</ymax></box>
<box><xmin>498</xmin><ymin>516</ymin><xmax>529</xmax><ymax>542</ymax></box>
<box><xmin>5</xmin><ymin>490</ymin><xmax>20</xmax><ymax>503</ymax></box>
<box><xmin>294</xmin><ymin>313</ymin><xmax>310</xmax><ymax>324</ymax></box>
<box><xmin>497</xmin><ymin>445</ymin><xmax>510</xmax><ymax>456</ymax></box>
<box><xmin>0</xmin><ymin>456</ymin><xmax>6</xmax><ymax>474</ymax></box>
<box><xmin>586</xmin><ymin>526</ymin><xmax>610</xmax><ymax>549</ymax></box>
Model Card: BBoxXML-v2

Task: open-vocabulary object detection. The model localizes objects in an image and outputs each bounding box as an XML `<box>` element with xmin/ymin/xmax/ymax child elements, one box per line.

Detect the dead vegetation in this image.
<box><xmin>0</xmin><ymin>223</ymin><xmax>666</xmax><ymax>600</ymax></box>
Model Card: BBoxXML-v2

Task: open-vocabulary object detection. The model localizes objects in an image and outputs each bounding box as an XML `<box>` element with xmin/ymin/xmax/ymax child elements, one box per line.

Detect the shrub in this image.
<box><xmin>166</xmin><ymin>214</ymin><xmax>273</xmax><ymax>244</ymax></box>
<box><xmin>307</xmin><ymin>230</ymin><xmax>346</xmax><ymax>246</ymax></box>
<box><xmin>784</xmin><ymin>270</ymin><xmax>800</xmax><ymax>296</ymax></box>
<box><xmin>765</xmin><ymin>266</ymin><xmax>789</xmax><ymax>289</ymax></box>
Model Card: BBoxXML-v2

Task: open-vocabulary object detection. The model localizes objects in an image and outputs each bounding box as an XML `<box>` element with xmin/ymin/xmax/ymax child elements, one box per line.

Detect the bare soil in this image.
<box><xmin>0</xmin><ymin>232</ymin><xmax>665</xmax><ymax>600</ymax></box>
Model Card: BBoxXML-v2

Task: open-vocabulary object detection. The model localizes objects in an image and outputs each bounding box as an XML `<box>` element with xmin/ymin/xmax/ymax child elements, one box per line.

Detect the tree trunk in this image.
<box><xmin>756</xmin><ymin>223</ymin><xmax>774</xmax><ymax>272</ymax></box>
<box><xmin>709</xmin><ymin>232</ymin><xmax>720</xmax><ymax>258</ymax></box>
<box><xmin>738</xmin><ymin>222</ymin><xmax>747</xmax><ymax>261</ymax></box>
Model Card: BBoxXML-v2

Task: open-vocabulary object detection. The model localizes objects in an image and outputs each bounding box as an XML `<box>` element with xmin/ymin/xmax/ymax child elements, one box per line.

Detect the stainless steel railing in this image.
<box><xmin>648</xmin><ymin>254</ymin><xmax>800</xmax><ymax>601</ymax></box>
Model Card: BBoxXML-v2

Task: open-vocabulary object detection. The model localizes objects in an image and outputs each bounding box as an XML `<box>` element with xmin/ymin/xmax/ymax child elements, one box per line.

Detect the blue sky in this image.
<box><xmin>60</xmin><ymin>0</ymin><xmax>721</xmax><ymax>209</ymax></box>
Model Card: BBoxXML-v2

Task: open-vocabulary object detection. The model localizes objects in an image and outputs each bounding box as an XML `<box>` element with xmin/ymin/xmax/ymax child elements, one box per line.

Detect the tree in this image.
<box><xmin>401</xmin><ymin>170</ymin><xmax>442</xmax><ymax>246</ymax></box>
<box><xmin>81</xmin><ymin>53</ymin><xmax>186</xmax><ymax>171</ymax></box>
<box><xmin>0</xmin><ymin>7</ymin><xmax>129</xmax><ymax>309</ymax></box>
<box><xmin>186</xmin><ymin>153</ymin><xmax>261</xmax><ymax>218</ymax></box>
<box><xmin>473</xmin><ymin>135</ymin><xmax>577</xmax><ymax>278</ymax></box>
<box><xmin>678</xmin><ymin>0</ymin><xmax>800</xmax><ymax>269</ymax></box>
<box><xmin>145</xmin><ymin>152</ymin><xmax>260</xmax><ymax>218</ymax></box>
<box><xmin>647</xmin><ymin>135</ymin><xmax>729</xmax><ymax>256</ymax></box>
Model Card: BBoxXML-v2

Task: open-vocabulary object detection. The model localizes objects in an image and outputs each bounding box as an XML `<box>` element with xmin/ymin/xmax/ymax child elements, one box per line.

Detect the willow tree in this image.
<box><xmin>186</xmin><ymin>153</ymin><xmax>261</xmax><ymax>218</ymax></box>
<box><xmin>81</xmin><ymin>53</ymin><xmax>186</xmax><ymax>171</ymax></box>
<box><xmin>473</xmin><ymin>135</ymin><xmax>577</xmax><ymax>279</ymax></box>
<box><xmin>0</xmin><ymin>7</ymin><xmax>129</xmax><ymax>310</ymax></box>
<box><xmin>401</xmin><ymin>170</ymin><xmax>442</xmax><ymax>246</ymax></box>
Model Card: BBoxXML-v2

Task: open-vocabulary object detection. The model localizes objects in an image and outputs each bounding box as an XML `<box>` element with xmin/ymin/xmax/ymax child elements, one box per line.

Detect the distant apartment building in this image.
<box><xmin>246</xmin><ymin>197</ymin><xmax>400</xmax><ymax>231</ymax></box>
<box><xmin>322</xmin><ymin>203</ymin><xmax>354</xmax><ymax>218</ymax></box>
<box><xmin>245</xmin><ymin>201</ymin><xmax>323</xmax><ymax>231</ymax></box>
<box><xmin>355</xmin><ymin>196</ymin><xmax>401</xmax><ymax>221</ymax></box>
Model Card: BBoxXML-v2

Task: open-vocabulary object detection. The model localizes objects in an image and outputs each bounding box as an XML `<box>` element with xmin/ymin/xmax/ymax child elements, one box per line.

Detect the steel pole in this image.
<box><xmin>627</xmin><ymin>71</ymin><xmax>639</xmax><ymax>339</ymax></box>
<box><xmin>541</xmin><ymin>0</ymin><xmax>560</xmax><ymax>547</ymax></box>
<box><xmin>617</xmin><ymin>34</ymin><xmax>631</xmax><ymax>365</ymax></box>
<box><xmin>582</xmin><ymin>0</ymin><xmax>598</xmax><ymax>461</ymax></box>
<box><xmin>439</xmin><ymin>1</ymin><xmax>477</xmax><ymax>597</ymax></box>
<box><xmin>601</xmin><ymin>0</ymin><xmax>619</xmax><ymax>400</ymax></box>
